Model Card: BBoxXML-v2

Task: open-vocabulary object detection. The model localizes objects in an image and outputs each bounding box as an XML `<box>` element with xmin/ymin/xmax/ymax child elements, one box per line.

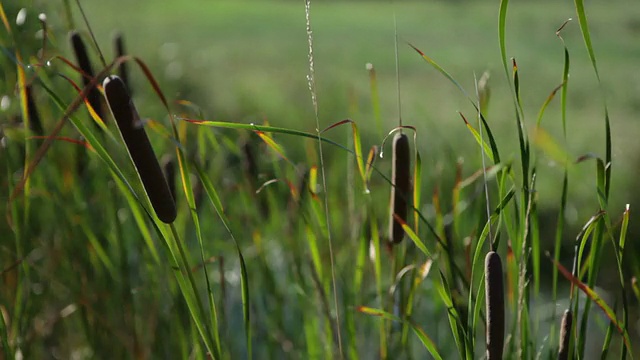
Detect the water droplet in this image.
<box><xmin>16</xmin><ymin>8</ymin><xmax>27</xmax><ymax>26</ymax></box>
<box><xmin>379</xmin><ymin>151</ymin><xmax>384</xmax><ymax>159</ymax></box>
<box><xmin>1</xmin><ymin>95</ymin><xmax>11</xmax><ymax>111</ymax></box>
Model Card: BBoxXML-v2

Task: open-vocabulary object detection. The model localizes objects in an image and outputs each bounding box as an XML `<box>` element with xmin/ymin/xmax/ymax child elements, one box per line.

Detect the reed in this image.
<box><xmin>388</xmin><ymin>132</ymin><xmax>411</xmax><ymax>244</ymax></box>
<box><xmin>103</xmin><ymin>75</ymin><xmax>176</xmax><ymax>223</ymax></box>
<box><xmin>485</xmin><ymin>250</ymin><xmax>505</xmax><ymax>360</ymax></box>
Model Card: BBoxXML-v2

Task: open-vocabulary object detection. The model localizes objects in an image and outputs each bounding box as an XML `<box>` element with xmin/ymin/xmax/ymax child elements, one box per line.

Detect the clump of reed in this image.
<box><xmin>388</xmin><ymin>132</ymin><xmax>411</xmax><ymax>244</ymax></box>
<box><xmin>485</xmin><ymin>250</ymin><xmax>505</xmax><ymax>359</ymax></box>
<box><xmin>103</xmin><ymin>75</ymin><xmax>176</xmax><ymax>224</ymax></box>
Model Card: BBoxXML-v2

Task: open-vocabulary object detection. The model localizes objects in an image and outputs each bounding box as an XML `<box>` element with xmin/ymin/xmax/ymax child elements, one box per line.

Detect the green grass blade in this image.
<box><xmin>549</xmin><ymin>252</ymin><xmax>633</xmax><ymax>354</ymax></box>
<box><xmin>499</xmin><ymin>0</ymin><xmax>510</xmax><ymax>77</ymax></box>
<box><xmin>194</xmin><ymin>161</ymin><xmax>252</xmax><ymax>358</ymax></box>
<box><xmin>395</xmin><ymin>214</ymin><xmax>430</xmax><ymax>257</ymax></box>
<box><xmin>413</xmin><ymin>151</ymin><xmax>421</xmax><ymax>233</ymax></box>
<box><xmin>357</xmin><ymin>306</ymin><xmax>443</xmax><ymax>360</ymax></box>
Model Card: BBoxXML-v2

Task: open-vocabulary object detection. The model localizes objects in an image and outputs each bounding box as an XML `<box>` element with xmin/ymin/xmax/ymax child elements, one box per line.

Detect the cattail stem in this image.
<box><xmin>485</xmin><ymin>251</ymin><xmax>505</xmax><ymax>360</ymax></box>
<box><xmin>389</xmin><ymin>132</ymin><xmax>411</xmax><ymax>244</ymax></box>
<box><xmin>103</xmin><ymin>76</ymin><xmax>176</xmax><ymax>224</ymax></box>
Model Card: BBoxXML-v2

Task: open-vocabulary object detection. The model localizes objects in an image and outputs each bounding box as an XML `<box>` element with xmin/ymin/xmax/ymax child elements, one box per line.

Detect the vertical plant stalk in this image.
<box><xmin>103</xmin><ymin>75</ymin><xmax>176</xmax><ymax>224</ymax></box>
<box><xmin>485</xmin><ymin>251</ymin><xmax>505</xmax><ymax>360</ymax></box>
<box><xmin>388</xmin><ymin>133</ymin><xmax>410</xmax><ymax>244</ymax></box>
<box><xmin>304</xmin><ymin>1</ymin><xmax>343</xmax><ymax>357</ymax></box>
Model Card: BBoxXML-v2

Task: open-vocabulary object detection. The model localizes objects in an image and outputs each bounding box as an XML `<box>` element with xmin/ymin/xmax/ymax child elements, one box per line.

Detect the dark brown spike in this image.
<box><xmin>103</xmin><ymin>76</ymin><xmax>176</xmax><ymax>223</ymax></box>
<box><xmin>558</xmin><ymin>309</ymin><xmax>572</xmax><ymax>360</ymax></box>
<box><xmin>70</xmin><ymin>30</ymin><xmax>104</xmax><ymax>125</ymax></box>
<box><xmin>485</xmin><ymin>251</ymin><xmax>505</xmax><ymax>360</ymax></box>
<box><xmin>113</xmin><ymin>32</ymin><xmax>131</xmax><ymax>94</ymax></box>
<box><xmin>388</xmin><ymin>132</ymin><xmax>411</xmax><ymax>244</ymax></box>
<box><xmin>25</xmin><ymin>84</ymin><xmax>43</xmax><ymax>135</ymax></box>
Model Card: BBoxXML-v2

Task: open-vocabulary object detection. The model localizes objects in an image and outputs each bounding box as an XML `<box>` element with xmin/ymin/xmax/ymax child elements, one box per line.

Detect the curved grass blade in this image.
<box><xmin>409</xmin><ymin>44</ymin><xmax>500</xmax><ymax>163</ymax></box>
<box><xmin>547</xmin><ymin>252</ymin><xmax>633</xmax><ymax>355</ymax></box>
<box><xmin>194</xmin><ymin>161</ymin><xmax>251</xmax><ymax>359</ymax></box>
<box><xmin>394</xmin><ymin>214</ymin><xmax>430</xmax><ymax>257</ymax></box>
<box><xmin>573</xmin><ymin>0</ymin><xmax>612</xmax><ymax>200</ymax></box>
<box><xmin>322</xmin><ymin>119</ymin><xmax>367</xmax><ymax>188</ymax></box>
<box><xmin>413</xmin><ymin>150</ymin><xmax>421</xmax><ymax>233</ymax></box>
<box><xmin>459</xmin><ymin>112</ymin><xmax>494</xmax><ymax>163</ymax></box>
<box><xmin>357</xmin><ymin>306</ymin><xmax>443</xmax><ymax>360</ymax></box>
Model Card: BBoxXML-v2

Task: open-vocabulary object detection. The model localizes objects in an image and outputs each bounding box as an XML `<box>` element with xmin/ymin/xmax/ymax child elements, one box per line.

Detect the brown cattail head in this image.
<box><xmin>388</xmin><ymin>132</ymin><xmax>411</xmax><ymax>244</ymax></box>
<box><xmin>70</xmin><ymin>30</ymin><xmax>104</xmax><ymax>125</ymax></box>
<box><xmin>558</xmin><ymin>309</ymin><xmax>572</xmax><ymax>360</ymax></box>
<box><xmin>103</xmin><ymin>75</ymin><xmax>176</xmax><ymax>224</ymax></box>
<box><xmin>25</xmin><ymin>84</ymin><xmax>43</xmax><ymax>135</ymax></box>
<box><xmin>485</xmin><ymin>251</ymin><xmax>505</xmax><ymax>360</ymax></box>
<box><xmin>113</xmin><ymin>32</ymin><xmax>131</xmax><ymax>94</ymax></box>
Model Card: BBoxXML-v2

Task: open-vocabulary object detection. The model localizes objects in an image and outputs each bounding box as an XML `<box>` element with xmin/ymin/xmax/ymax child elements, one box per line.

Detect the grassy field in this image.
<box><xmin>2</xmin><ymin>0</ymin><xmax>640</xmax><ymax>358</ymax></box>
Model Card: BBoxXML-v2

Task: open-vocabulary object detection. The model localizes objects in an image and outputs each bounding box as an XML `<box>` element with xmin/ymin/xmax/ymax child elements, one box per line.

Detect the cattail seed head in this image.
<box><xmin>558</xmin><ymin>309</ymin><xmax>572</xmax><ymax>360</ymax></box>
<box><xmin>388</xmin><ymin>132</ymin><xmax>410</xmax><ymax>244</ymax></box>
<box><xmin>25</xmin><ymin>84</ymin><xmax>43</xmax><ymax>135</ymax></box>
<box><xmin>103</xmin><ymin>75</ymin><xmax>176</xmax><ymax>223</ymax></box>
<box><xmin>485</xmin><ymin>250</ymin><xmax>505</xmax><ymax>360</ymax></box>
<box><xmin>70</xmin><ymin>30</ymin><xmax>104</xmax><ymax>124</ymax></box>
<box><xmin>113</xmin><ymin>32</ymin><xmax>131</xmax><ymax>94</ymax></box>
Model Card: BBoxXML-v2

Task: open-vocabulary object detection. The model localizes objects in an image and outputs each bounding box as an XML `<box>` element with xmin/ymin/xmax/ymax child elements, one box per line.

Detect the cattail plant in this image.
<box><xmin>113</xmin><ymin>32</ymin><xmax>131</xmax><ymax>94</ymax></box>
<box><xmin>485</xmin><ymin>250</ymin><xmax>505</xmax><ymax>360</ymax></box>
<box><xmin>103</xmin><ymin>75</ymin><xmax>176</xmax><ymax>224</ymax></box>
<box><xmin>388</xmin><ymin>132</ymin><xmax>411</xmax><ymax>244</ymax></box>
<box><xmin>70</xmin><ymin>30</ymin><xmax>104</xmax><ymax>125</ymax></box>
<box><xmin>25</xmin><ymin>84</ymin><xmax>43</xmax><ymax>135</ymax></box>
<box><xmin>557</xmin><ymin>309</ymin><xmax>572</xmax><ymax>360</ymax></box>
